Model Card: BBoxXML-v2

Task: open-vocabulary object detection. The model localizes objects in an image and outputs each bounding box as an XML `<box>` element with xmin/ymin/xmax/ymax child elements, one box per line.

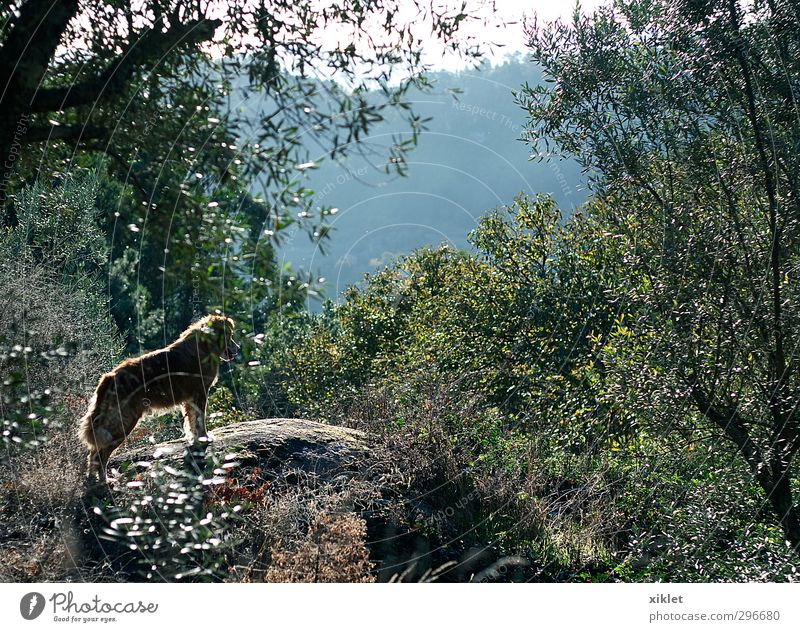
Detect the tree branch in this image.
<box><xmin>0</xmin><ymin>0</ymin><xmax>80</xmax><ymax>100</ymax></box>
<box><xmin>81</xmin><ymin>142</ymin><xmax>153</xmax><ymax>200</ymax></box>
<box><xmin>686</xmin><ymin>376</ymin><xmax>767</xmax><ymax>482</ymax></box>
<box><xmin>25</xmin><ymin>124</ymin><xmax>107</xmax><ymax>143</ymax></box>
<box><xmin>28</xmin><ymin>17</ymin><xmax>222</xmax><ymax>113</ymax></box>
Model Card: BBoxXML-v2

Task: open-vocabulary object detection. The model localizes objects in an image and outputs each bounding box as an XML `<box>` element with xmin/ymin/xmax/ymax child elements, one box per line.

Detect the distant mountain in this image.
<box><xmin>242</xmin><ymin>57</ymin><xmax>587</xmax><ymax>302</ymax></box>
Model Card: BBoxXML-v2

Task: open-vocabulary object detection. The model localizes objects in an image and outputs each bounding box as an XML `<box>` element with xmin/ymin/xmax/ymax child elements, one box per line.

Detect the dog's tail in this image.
<box><xmin>78</xmin><ymin>373</ymin><xmax>116</xmax><ymax>449</ymax></box>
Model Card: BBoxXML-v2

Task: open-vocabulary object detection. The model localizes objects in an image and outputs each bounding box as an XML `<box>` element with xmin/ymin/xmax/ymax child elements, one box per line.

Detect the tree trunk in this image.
<box><xmin>764</xmin><ymin>474</ymin><xmax>800</xmax><ymax>553</ymax></box>
<box><xmin>0</xmin><ymin>115</ymin><xmax>28</xmax><ymax>223</ymax></box>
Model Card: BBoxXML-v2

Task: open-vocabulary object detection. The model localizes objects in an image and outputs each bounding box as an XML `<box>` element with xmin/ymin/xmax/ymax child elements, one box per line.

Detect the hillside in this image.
<box><xmin>239</xmin><ymin>58</ymin><xmax>585</xmax><ymax>297</ymax></box>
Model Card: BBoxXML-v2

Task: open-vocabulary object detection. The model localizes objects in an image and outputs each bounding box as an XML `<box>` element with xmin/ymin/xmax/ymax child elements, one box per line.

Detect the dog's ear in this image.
<box><xmin>200</xmin><ymin>317</ymin><xmax>215</xmax><ymax>335</ymax></box>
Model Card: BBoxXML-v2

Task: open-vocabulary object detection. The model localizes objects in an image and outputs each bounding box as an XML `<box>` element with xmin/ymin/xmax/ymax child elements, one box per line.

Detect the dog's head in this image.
<box><xmin>201</xmin><ymin>315</ymin><xmax>239</xmax><ymax>362</ymax></box>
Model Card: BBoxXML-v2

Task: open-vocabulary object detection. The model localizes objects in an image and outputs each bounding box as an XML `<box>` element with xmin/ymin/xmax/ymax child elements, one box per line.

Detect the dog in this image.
<box><xmin>79</xmin><ymin>315</ymin><xmax>239</xmax><ymax>482</ymax></box>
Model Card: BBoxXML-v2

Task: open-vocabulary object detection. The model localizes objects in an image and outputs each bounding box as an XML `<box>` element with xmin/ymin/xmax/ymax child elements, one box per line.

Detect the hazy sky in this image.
<box><xmin>432</xmin><ymin>0</ymin><xmax>609</xmax><ymax>68</ymax></box>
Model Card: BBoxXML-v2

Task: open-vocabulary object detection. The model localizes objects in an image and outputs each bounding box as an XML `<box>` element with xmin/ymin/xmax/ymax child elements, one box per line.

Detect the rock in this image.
<box><xmin>94</xmin><ymin>419</ymin><xmax>495</xmax><ymax>581</ymax></box>
<box><xmin>111</xmin><ymin>418</ymin><xmax>370</xmax><ymax>481</ymax></box>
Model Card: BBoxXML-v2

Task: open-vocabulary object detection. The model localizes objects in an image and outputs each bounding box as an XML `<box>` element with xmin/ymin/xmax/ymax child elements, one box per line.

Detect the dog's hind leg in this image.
<box><xmin>87</xmin><ymin>448</ymin><xmax>103</xmax><ymax>482</ymax></box>
<box><xmin>97</xmin><ymin>441</ymin><xmax>123</xmax><ymax>482</ymax></box>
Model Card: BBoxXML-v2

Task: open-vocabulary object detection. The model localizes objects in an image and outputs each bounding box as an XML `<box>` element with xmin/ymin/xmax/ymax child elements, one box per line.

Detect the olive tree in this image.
<box><xmin>0</xmin><ymin>0</ymin><xmax>492</xmax><ymax>344</ymax></box>
<box><xmin>522</xmin><ymin>0</ymin><xmax>800</xmax><ymax>551</ymax></box>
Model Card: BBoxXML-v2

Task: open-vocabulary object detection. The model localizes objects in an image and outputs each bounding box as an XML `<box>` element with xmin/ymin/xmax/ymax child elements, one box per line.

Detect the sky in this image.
<box><xmin>62</xmin><ymin>1</ymin><xmax>610</xmax><ymax>71</ymax></box>
<box><xmin>280</xmin><ymin>0</ymin><xmax>613</xmax><ymax>72</ymax></box>
<box><xmin>432</xmin><ymin>0</ymin><xmax>610</xmax><ymax>68</ymax></box>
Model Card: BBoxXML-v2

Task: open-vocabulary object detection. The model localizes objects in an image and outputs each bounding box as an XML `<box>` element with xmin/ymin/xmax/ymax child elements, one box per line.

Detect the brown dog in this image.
<box><xmin>79</xmin><ymin>315</ymin><xmax>239</xmax><ymax>482</ymax></box>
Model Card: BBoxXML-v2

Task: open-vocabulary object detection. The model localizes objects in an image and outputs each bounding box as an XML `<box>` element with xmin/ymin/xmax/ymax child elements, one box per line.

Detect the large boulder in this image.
<box><xmin>111</xmin><ymin>418</ymin><xmax>370</xmax><ymax>480</ymax></box>
<box><xmin>92</xmin><ymin>418</ymin><xmax>506</xmax><ymax>581</ymax></box>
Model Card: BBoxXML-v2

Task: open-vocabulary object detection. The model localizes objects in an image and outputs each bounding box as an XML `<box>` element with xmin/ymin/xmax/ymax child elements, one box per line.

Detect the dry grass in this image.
<box><xmin>0</xmin><ymin>425</ymin><xmax>91</xmax><ymax>582</ymax></box>
<box><xmin>225</xmin><ymin>469</ymin><xmax>385</xmax><ymax>582</ymax></box>
<box><xmin>265</xmin><ymin>513</ymin><xmax>374</xmax><ymax>583</ymax></box>
<box><xmin>299</xmin><ymin>379</ymin><xmax>633</xmax><ymax>581</ymax></box>
<box><xmin>0</xmin><ymin>398</ymin><xmax>627</xmax><ymax>583</ymax></box>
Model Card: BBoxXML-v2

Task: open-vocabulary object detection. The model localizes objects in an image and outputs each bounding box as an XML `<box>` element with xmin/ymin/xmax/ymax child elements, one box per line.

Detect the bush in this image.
<box><xmin>0</xmin><ymin>176</ymin><xmax>122</xmax><ymax>582</ymax></box>
<box><xmin>256</xmin><ymin>194</ymin><xmax>800</xmax><ymax>581</ymax></box>
<box><xmin>0</xmin><ymin>175</ymin><xmax>121</xmax><ymax>453</ymax></box>
<box><xmin>99</xmin><ymin>445</ymin><xmax>240</xmax><ymax>581</ymax></box>
<box><xmin>264</xmin><ymin>513</ymin><xmax>374</xmax><ymax>583</ymax></box>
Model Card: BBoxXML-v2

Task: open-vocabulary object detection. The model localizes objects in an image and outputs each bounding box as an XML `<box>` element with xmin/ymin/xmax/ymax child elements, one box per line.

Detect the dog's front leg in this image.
<box><xmin>182</xmin><ymin>395</ymin><xmax>208</xmax><ymax>443</ymax></box>
<box><xmin>194</xmin><ymin>392</ymin><xmax>208</xmax><ymax>440</ymax></box>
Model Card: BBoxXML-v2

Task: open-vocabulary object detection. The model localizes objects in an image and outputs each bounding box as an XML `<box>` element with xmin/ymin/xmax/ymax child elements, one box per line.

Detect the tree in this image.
<box><xmin>521</xmin><ymin>0</ymin><xmax>800</xmax><ymax>552</ymax></box>
<box><xmin>0</xmin><ymin>0</ymin><xmax>487</xmax><ymax>200</ymax></box>
<box><xmin>0</xmin><ymin>0</ymin><xmax>491</xmax><ymax>345</ymax></box>
<box><xmin>1</xmin><ymin>175</ymin><xmax>121</xmax><ymax>452</ymax></box>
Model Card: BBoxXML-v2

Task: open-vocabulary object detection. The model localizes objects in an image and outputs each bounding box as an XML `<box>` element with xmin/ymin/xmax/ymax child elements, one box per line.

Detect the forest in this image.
<box><xmin>2</xmin><ymin>0</ymin><xmax>800</xmax><ymax>583</ymax></box>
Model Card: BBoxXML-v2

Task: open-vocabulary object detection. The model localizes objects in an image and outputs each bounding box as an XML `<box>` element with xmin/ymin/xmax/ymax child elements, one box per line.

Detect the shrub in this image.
<box><xmin>99</xmin><ymin>445</ymin><xmax>240</xmax><ymax>581</ymax></box>
<box><xmin>265</xmin><ymin>513</ymin><xmax>374</xmax><ymax>583</ymax></box>
<box><xmin>206</xmin><ymin>386</ymin><xmax>248</xmax><ymax>430</ymax></box>
<box><xmin>0</xmin><ymin>176</ymin><xmax>122</xmax><ymax>582</ymax></box>
<box><xmin>255</xmin><ymin>194</ymin><xmax>800</xmax><ymax>581</ymax></box>
<box><xmin>0</xmin><ymin>175</ymin><xmax>121</xmax><ymax>453</ymax></box>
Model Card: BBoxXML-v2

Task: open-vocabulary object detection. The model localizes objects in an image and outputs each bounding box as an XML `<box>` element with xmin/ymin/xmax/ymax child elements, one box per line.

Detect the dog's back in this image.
<box><xmin>124</xmin><ymin>342</ymin><xmax>219</xmax><ymax>403</ymax></box>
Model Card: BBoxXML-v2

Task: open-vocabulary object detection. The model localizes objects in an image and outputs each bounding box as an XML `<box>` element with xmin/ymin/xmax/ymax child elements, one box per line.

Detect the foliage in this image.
<box><xmin>0</xmin><ymin>0</ymin><xmax>495</xmax><ymax>351</ymax></box>
<box><xmin>623</xmin><ymin>454</ymin><xmax>800</xmax><ymax>582</ymax></box>
<box><xmin>520</xmin><ymin>0</ymin><xmax>800</xmax><ymax>552</ymax></box>
<box><xmin>0</xmin><ymin>176</ymin><xmax>120</xmax><ymax>453</ymax></box>
<box><xmin>260</xmin><ymin>190</ymin><xmax>800</xmax><ymax>579</ymax></box>
<box><xmin>264</xmin><ymin>195</ymin><xmax>623</xmax><ymax>441</ymax></box>
<box><xmin>0</xmin><ymin>342</ymin><xmax>56</xmax><ymax>452</ymax></box>
<box><xmin>6</xmin><ymin>0</ymin><xmax>800</xmax><ymax>585</ymax></box>
<box><xmin>100</xmin><ymin>445</ymin><xmax>240</xmax><ymax>581</ymax></box>
<box><xmin>206</xmin><ymin>386</ymin><xmax>248</xmax><ymax>430</ymax></box>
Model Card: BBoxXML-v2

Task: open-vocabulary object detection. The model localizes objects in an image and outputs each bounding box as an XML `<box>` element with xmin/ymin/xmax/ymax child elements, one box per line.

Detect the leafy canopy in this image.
<box><xmin>521</xmin><ymin>0</ymin><xmax>800</xmax><ymax>552</ymax></box>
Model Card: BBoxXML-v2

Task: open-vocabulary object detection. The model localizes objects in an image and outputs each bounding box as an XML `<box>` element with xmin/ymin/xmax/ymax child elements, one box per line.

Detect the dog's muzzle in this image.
<box><xmin>221</xmin><ymin>340</ymin><xmax>240</xmax><ymax>362</ymax></box>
